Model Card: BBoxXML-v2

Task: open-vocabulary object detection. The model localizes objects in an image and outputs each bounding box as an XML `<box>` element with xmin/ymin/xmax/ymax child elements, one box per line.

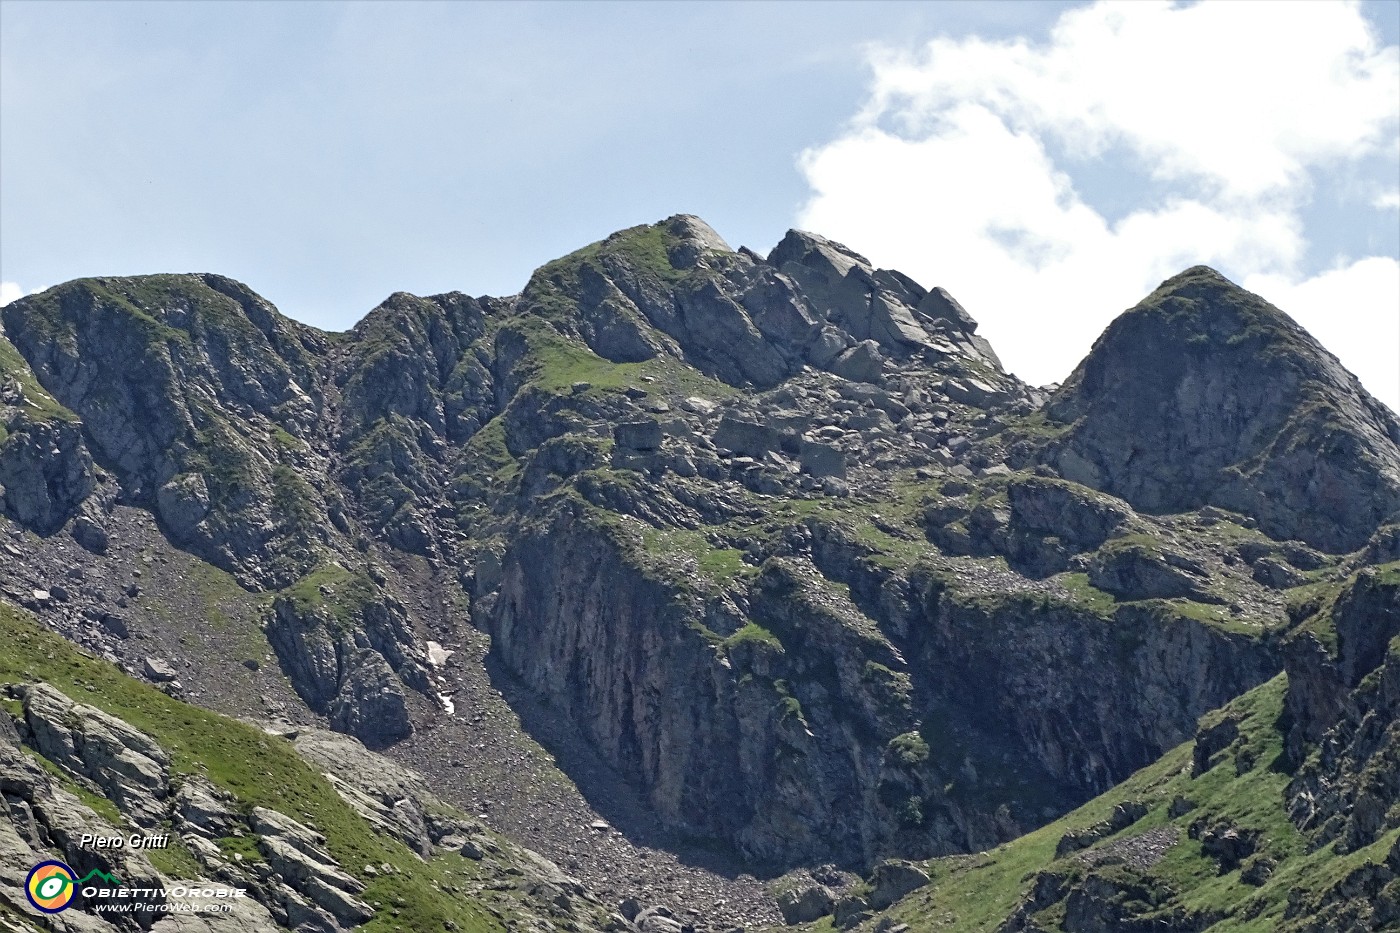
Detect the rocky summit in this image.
<box><xmin>0</xmin><ymin>214</ymin><xmax>1397</xmax><ymax>932</ymax></box>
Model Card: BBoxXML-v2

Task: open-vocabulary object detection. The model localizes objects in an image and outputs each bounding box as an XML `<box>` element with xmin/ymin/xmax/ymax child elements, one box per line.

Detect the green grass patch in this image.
<box><xmin>0</xmin><ymin>601</ymin><xmax>503</xmax><ymax>933</ymax></box>
<box><xmin>270</xmin><ymin>426</ymin><xmax>302</xmax><ymax>451</ymax></box>
<box><xmin>460</xmin><ymin>415</ymin><xmax>519</xmax><ymax>484</ymax></box>
<box><xmin>22</xmin><ymin>747</ymin><xmax>127</xmax><ymax>826</ymax></box>
<box><xmin>888</xmin><ymin>731</ymin><xmax>931</xmax><ymax>767</ymax></box>
<box><xmin>0</xmin><ymin>335</ymin><xmax>78</xmax><ymax>423</ymax></box>
<box><xmin>216</xmin><ymin>834</ymin><xmax>264</xmax><ymax>865</ymax></box>
<box><xmin>724</xmin><ymin>622</ymin><xmax>782</xmax><ymax>651</ymax></box>
<box><xmin>639</xmin><ymin>527</ymin><xmax>755</xmax><ymax>585</ymax></box>
<box><xmin>279</xmin><ymin>564</ymin><xmax>377</xmax><ymax>630</ymax></box>
<box><xmin>877</xmin><ymin>673</ymin><xmax>1393</xmax><ymax>931</ymax></box>
<box><xmin>145</xmin><ymin>832</ymin><xmax>206</xmax><ymax>878</ymax></box>
<box><xmin>1052</xmin><ymin>572</ymin><xmax>1119</xmax><ymax>617</ymax></box>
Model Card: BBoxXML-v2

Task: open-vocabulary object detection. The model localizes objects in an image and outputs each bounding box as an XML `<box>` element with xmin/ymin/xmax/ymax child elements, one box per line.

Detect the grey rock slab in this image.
<box><xmin>866</xmin><ymin>859</ymin><xmax>929</xmax><ymax>910</ymax></box>
<box><xmin>143</xmin><ymin>657</ymin><xmax>179</xmax><ymax>682</ymax></box>
<box><xmin>831</xmin><ymin>341</ymin><xmax>884</xmax><ymax>384</ymax></box>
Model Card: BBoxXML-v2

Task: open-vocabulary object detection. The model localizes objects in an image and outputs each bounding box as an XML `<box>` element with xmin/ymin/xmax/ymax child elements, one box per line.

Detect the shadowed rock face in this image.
<box><xmin>1044</xmin><ymin>267</ymin><xmax>1400</xmax><ymax>552</ymax></box>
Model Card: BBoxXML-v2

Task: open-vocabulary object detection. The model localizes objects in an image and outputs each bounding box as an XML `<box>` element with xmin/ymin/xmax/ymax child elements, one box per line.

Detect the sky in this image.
<box><xmin>2</xmin><ymin>0</ymin><xmax>1397</xmax><ymax>410</ymax></box>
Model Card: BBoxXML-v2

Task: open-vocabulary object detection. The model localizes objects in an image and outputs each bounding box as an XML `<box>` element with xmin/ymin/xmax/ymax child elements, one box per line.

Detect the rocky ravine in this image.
<box><xmin>2</xmin><ymin>214</ymin><xmax>1398</xmax><ymax>929</ymax></box>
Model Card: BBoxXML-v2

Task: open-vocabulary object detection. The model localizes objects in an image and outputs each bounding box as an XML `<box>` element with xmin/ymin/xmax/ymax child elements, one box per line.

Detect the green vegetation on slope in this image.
<box><xmin>0</xmin><ymin>600</ymin><xmax>502</xmax><ymax>933</ymax></box>
<box><xmin>0</xmin><ymin>335</ymin><xmax>78</xmax><ymax>425</ymax></box>
<box><xmin>280</xmin><ymin>563</ymin><xmax>378</xmax><ymax>630</ymax></box>
<box><xmin>823</xmin><ymin>673</ymin><xmax>1395</xmax><ymax>932</ymax></box>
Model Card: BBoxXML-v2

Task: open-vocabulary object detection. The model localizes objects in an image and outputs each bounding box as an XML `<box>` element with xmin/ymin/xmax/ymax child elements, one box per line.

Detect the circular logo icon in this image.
<box><xmin>25</xmin><ymin>861</ymin><xmax>77</xmax><ymax>913</ymax></box>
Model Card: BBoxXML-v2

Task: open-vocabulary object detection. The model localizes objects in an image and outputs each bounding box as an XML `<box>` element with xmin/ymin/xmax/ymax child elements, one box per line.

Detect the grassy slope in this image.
<box><xmin>0</xmin><ymin>601</ymin><xmax>504</xmax><ymax>933</ymax></box>
<box><xmin>796</xmin><ymin>671</ymin><xmax>1394</xmax><ymax>932</ymax></box>
<box><xmin>0</xmin><ymin>335</ymin><xmax>79</xmax><ymax>446</ymax></box>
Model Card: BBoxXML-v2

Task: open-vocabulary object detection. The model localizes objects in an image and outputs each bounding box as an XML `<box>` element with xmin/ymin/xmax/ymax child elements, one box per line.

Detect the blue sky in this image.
<box><xmin>2</xmin><ymin>0</ymin><xmax>1397</xmax><ymax>409</ymax></box>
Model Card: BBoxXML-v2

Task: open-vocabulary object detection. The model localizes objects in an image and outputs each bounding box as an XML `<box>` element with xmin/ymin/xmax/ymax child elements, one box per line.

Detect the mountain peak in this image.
<box><xmin>1045</xmin><ymin>269</ymin><xmax>1400</xmax><ymax>551</ymax></box>
<box><xmin>661</xmin><ymin>214</ymin><xmax>732</xmax><ymax>254</ymax></box>
<box><xmin>767</xmin><ymin>228</ymin><xmax>872</xmax><ymax>278</ymax></box>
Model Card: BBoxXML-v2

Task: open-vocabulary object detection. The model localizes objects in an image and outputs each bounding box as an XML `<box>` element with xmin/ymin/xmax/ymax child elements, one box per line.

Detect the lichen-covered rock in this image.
<box><xmin>775</xmin><ymin>882</ymin><xmax>836</xmax><ymax>924</ymax></box>
<box><xmin>266</xmin><ymin>573</ymin><xmax>423</xmax><ymax>749</ymax></box>
<box><xmin>15</xmin><ymin>683</ymin><xmax>170</xmax><ymax>827</ymax></box>
<box><xmin>1088</xmin><ymin>541</ymin><xmax>1216</xmax><ymax>602</ymax></box>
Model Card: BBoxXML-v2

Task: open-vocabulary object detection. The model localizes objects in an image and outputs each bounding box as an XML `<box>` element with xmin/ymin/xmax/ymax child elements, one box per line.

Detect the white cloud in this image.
<box><xmin>798</xmin><ymin>0</ymin><xmax>1399</xmax><ymax>410</ymax></box>
<box><xmin>857</xmin><ymin>0</ymin><xmax>1398</xmax><ymax>201</ymax></box>
<box><xmin>1245</xmin><ymin>258</ymin><xmax>1400</xmax><ymax>413</ymax></box>
<box><xmin>0</xmin><ymin>282</ymin><xmax>47</xmax><ymax>308</ymax></box>
<box><xmin>1376</xmin><ymin>190</ymin><xmax>1400</xmax><ymax>210</ymax></box>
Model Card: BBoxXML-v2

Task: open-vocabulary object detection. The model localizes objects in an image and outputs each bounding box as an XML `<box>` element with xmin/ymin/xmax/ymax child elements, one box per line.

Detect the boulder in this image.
<box><xmin>70</xmin><ymin>514</ymin><xmax>110</xmax><ymax>554</ymax></box>
<box><xmin>157</xmin><ymin>471</ymin><xmax>212</xmax><ymax>538</ymax></box>
<box><xmin>615</xmin><ymin>420</ymin><xmax>664</xmax><ymax>451</ymax></box>
<box><xmin>941</xmin><ymin>376</ymin><xmax>1008</xmax><ymax>408</ymax></box>
<box><xmin>867</xmin><ymin>859</ymin><xmax>929</xmax><ymax>910</ymax></box>
<box><xmin>1088</xmin><ymin>543</ymin><xmax>1216</xmax><ymax>602</ymax></box>
<box><xmin>143</xmin><ymin>657</ymin><xmax>179</xmax><ymax>682</ymax></box>
<box><xmin>328</xmin><ymin>651</ymin><xmax>413</xmax><ymax>749</ymax></box>
<box><xmin>635</xmin><ymin>906</ymin><xmax>684</xmax><ymax>933</ymax></box>
<box><xmin>918</xmin><ymin>285</ymin><xmax>977</xmax><ymax>327</ymax></box>
<box><xmin>776</xmin><ymin>882</ymin><xmax>836</xmax><ymax>923</ymax></box>
<box><xmin>807</xmin><ymin>325</ymin><xmax>852</xmax><ymax>367</ymax></box>
<box><xmin>833</xmin><ymin>893</ymin><xmax>873</xmax><ymax>929</ymax></box>
<box><xmin>799</xmin><ymin>440</ymin><xmax>846</xmax><ymax>478</ymax></box>
<box><xmin>831</xmin><ymin>340</ymin><xmax>884</xmax><ymax>383</ymax></box>
<box><xmin>714</xmin><ymin>415</ymin><xmax>782</xmax><ymax>457</ymax></box>
<box><xmin>99</xmin><ymin>612</ymin><xmax>130</xmax><ymax>639</ymax></box>
<box><xmin>1252</xmin><ymin>556</ymin><xmax>1306</xmax><ymax>589</ymax></box>
<box><xmin>1007</xmin><ymin>477</ymin><xmax>1131</xmax><ymax>551</ymax></box>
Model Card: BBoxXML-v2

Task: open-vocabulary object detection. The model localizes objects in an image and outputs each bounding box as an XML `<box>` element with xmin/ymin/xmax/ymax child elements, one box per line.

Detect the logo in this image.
<box><xmin>25</xmin><ymin>861</ymin><xmax>77</xmax><ymax>913</ymax></box>
<box><xmin>24</xmin><ymin>862</ymin><xmax>123</xmax><ymax>913</ymax></box>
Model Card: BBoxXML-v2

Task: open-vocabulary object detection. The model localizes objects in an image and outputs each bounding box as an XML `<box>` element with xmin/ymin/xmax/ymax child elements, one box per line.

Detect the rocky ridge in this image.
<box><xmin>2</xmin><ymin>214</ymin><xmax>1398</xmax><ymax>928</ymax></box>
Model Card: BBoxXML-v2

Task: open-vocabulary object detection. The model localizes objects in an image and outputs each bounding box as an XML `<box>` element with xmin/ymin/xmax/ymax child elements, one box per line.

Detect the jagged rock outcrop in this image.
<box><xmin>16</xmin><ymin>683</ymin><xmax>171</xmax><ymax>827</ymax></box>
<box><xmin>513</xmin><ymin>216</ymin><xmax>1010</xmax><ymax>394</ymax></box>
<box><xmin>1</xmin><ymin>275</ymin><xmax>332</xmax><ymax>585</ymax></box>
<box><xmin>265</xmin><ymin>571</ymin><xmax>425</xmax><ymax>748</ymax></box>
<box><xmin>0</xmin><ymin>336</ymin><xmax>98</xmax><ymax>533</ymax></box>
<box><xmin>0</xmin><ymin>418</ymin><xmax>96</xmax><ymax>535</ymax></box>
<box><xmin>1285</xmin><ymin>566</ymin><xmax>1400</xmax><ymax>853</ymax></box>
<box><xmin>0</xmin><ymin>644</ymin><xmax>613</xmax><ymax>933</ymax></box>
<box><xmin>1044</xmin><ymin>267</ymin><xmax>1400</xmax><ymax>552</ymax></box>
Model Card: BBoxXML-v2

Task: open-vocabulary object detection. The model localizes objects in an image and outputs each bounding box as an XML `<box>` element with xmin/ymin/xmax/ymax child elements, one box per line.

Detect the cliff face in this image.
<box><xmin>1</xmin><ymin>216</ymin><xmax>1397</xmax><ymax>926</ymax></box>
<box><xmin>850</xmin><ymin>564</ymin><xmax>1400</xmax><ymax>933</ymax></box>
<box><xmin>485</xmin><ymin>500</ymin><xmax>933</xmax><ymax>868</ymax></box>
